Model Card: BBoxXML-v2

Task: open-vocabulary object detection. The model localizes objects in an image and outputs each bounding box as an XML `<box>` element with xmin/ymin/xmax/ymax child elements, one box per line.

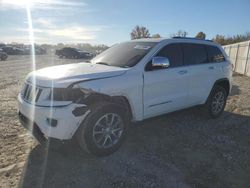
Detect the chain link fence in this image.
<box><xmin>223</xmin><ymin>40</ymin><xmax>250</xmax><ymax>77</ymax></box>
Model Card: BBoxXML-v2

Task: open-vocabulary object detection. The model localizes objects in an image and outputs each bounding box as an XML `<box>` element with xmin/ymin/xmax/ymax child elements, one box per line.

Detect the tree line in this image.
<box><xmin>130</xmin><ymin>25</ymin><xmax>250</xmax><ymax>45</ymax></box>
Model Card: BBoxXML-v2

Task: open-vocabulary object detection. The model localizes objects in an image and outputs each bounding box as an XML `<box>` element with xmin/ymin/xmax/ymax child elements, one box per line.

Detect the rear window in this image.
<box><xmin>182</xmin><ymin>43</ymin><xmax>207</xmax><ymax>65</ymax></box>
<box><xmin>206</xmin><ymin>46</ymin><xmax>225</xmax><ymax>63</ymax></box>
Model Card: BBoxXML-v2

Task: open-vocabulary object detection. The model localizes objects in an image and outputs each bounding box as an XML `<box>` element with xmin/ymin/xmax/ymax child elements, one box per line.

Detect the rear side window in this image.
<box><xmin>156</xmin><ymin>43</ymin><xmax>183</xmax><ymax>67</ymax></box>
<box><xmin>182</xmin><ymin>43</ymin><xmax>207</xmax><ymax>65</ymax></box>
<box><xmin>206</xmin><ymin>46</ymin><xmax>225</xmax><ymax>63</ymax></box>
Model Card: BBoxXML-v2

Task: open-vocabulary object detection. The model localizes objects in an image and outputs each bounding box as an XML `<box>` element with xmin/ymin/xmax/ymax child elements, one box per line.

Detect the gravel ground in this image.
<box><xmin>0</xmin><ymin>55</ymin><xmax>250</xmax><ymax>188</ymax></box>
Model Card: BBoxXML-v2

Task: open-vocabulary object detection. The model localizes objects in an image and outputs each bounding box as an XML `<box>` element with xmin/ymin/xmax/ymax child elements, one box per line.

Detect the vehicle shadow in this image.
<box><xmin>19</xmin><ymin>108</ymin><xmax>250</xmax><ymax>188</ymax></box>
<box><xmin>230</xmin><ymin>85</ymin><xmax>240</xmax><ymax>96</ymax></box>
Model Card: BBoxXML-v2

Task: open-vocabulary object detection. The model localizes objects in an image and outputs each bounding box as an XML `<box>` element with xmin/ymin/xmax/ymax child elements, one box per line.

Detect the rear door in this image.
<box><xmin>182</xmin><ymin>43</ymin><xmax>219</xmax><ymax>105</ymax></box>
<box><xmin>143</xmin><ymin>43</ymin><xmax>189</xmax><ymax>118</ymax></box>
<box><xmin>206</xmin><ymin>45</ymin><xmax>228</xmax><ymax>80</ymax></box>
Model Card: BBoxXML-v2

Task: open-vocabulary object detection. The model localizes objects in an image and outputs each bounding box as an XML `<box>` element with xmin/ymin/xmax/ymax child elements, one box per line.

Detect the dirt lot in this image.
<box><xmin>0</xmin><ymin>55</ymin><xmax>250</xmax><ymax>188</ymax></box>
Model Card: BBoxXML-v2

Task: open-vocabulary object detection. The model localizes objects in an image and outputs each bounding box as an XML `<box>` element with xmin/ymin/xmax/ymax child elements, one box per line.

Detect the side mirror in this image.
<box><xmin>152</xmin><ymin>56</ymin><xmax>170</xmax><ymax>68</ymax></box>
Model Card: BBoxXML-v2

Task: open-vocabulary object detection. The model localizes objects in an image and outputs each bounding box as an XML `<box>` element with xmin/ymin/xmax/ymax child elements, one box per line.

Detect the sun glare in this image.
<box><xmin>2</xmin><ymin>0</ymin><xmax>34</xmax><ymax>7</ymax></box>
<box><xmin>2</xmin><ymin>0</ymin><xmax>54</xmax><ymax>8</ymax></box>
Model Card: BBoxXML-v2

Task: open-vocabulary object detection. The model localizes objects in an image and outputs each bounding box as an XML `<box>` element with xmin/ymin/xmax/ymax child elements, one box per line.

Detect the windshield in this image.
<box><xmin>91</xmin><ymin>42</ymin><xmax>157</xmax><ymax>67</ymax></box>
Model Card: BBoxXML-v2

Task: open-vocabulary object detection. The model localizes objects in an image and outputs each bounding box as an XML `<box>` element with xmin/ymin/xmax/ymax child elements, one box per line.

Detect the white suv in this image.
<box><xmin>18</xmin><ymin>38</ymin><xmax>232</xmax><ymax>156</ymax></box>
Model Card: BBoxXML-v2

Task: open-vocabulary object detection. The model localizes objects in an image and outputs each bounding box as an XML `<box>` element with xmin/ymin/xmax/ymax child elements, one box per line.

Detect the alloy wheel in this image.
<box><xmin>211</xmin><ymin>91</ymin><xmax>225</xmax><ymax>114</ymax></box>
<box><xmin>92</xmin><ymin>113</ymin><xmax>124</xmax><ymax>149</ymax></box>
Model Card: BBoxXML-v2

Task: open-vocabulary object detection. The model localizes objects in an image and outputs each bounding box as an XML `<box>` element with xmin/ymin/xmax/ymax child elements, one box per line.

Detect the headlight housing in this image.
<box><xmin>50</xmin><ymin>88</ymin><xmax>84</xmax><ymax>102</ymax></box>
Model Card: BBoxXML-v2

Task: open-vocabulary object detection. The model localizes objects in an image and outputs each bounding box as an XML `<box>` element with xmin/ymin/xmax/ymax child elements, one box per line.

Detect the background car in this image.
<box><xmin>2</xmin><ymin>46</ymin><xmax>24</xmax><ymax>55</ymax></box>
<box><xmin>55</xmin><ymin>47</ymin><xmax>94</xmax><ymax>59</ymax></box>
<box><xmin>0</xmin><ymin>49</ymin><xmax>8</xmax><ymax>61</ymax></box>
<box><xmin>22</xmin><ymin>46</ymin><xmax>47</xmax><ymax>55</ymax></box>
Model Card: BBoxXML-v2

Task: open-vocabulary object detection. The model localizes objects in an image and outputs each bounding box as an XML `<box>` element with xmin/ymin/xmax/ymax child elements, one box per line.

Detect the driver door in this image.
<box><xmin>143</xmin><ymin>43</ymin><xmax>189</xmax><ymax>118</ymax></box>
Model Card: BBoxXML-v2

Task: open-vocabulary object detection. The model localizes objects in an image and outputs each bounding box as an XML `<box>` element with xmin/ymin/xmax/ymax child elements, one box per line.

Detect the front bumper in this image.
<box><xmin>18</xmin><ymin>94</ymin><xmax>90</xmax><ymax>140</ymax></box>
<box><xmin>18</xmin><ymin>112</ymin><xmax>46</xmax><ymax>143</ymax></box>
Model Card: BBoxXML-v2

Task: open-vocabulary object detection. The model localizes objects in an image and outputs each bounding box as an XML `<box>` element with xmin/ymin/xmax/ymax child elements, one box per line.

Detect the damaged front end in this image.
<box><xmin>50</xmin><ymin>87</ymin><xmax>101</xmax><ymax>117</ymax></box>
<box><xmin>18</xmin><ymin>83</ymin><xmax>102</xmax><ymax>140</ymax></box>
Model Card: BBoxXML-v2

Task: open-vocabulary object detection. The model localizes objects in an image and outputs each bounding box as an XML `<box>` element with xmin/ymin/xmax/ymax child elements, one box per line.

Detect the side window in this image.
<box><xmin>183</xmin><ymin>43</ymin><xmax>207</xmax><ymax>65</ymax></box>
<box><xmin>156</xmin><ymin>43</ymin><xmax>183</xmax><ymax>68</ymax></box>
<box><xmin>206</xmin><ymin>45</ymin><xmax>225</xmax><ymax>63</ymax></box>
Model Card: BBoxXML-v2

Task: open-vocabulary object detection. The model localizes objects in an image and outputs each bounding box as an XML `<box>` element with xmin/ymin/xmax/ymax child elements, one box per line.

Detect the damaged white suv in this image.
<box><xmin>18</xmin><ymin>38</ymin><xmax>232</xmax><ymax>156</ymax></box>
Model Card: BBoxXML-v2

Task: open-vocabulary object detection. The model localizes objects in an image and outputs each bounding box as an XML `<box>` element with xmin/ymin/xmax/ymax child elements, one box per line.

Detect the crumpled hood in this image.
<box><xmin>26</xmin><ymin>62</ymin><xmax>127</xmax><ymax>88</ymax></box>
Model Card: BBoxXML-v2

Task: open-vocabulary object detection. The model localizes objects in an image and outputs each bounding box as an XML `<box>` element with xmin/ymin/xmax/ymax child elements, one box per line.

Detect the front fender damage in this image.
<box><xmin>70</xmin><ymin>88</ymin><xmax>111</xmax><ymax>117</ymax></box>
<box><xmin>70</xmin><ymin>88</ymin><xmax>132</xmax><ymax>120</ymax></box>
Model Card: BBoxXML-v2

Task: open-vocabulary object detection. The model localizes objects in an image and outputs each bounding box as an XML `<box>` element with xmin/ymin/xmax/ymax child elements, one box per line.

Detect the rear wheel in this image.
<box><xmin>205</xmin><ymin>85</ymin><xmax>227</xmax><ymax>118</ymax></box>
<box><xmin>76</xmin><ymin>103</ymin><xmax>128</xmax><ymax>156</ymax></box>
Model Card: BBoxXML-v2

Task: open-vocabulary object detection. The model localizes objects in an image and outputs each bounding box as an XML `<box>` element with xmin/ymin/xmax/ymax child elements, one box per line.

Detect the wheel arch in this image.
<box><xmin>82</xmin><ymin>92</ymin><xmax>134</xmax><ymax>122</ymax></box>
<box><xmin>110</xmin><ymin>96</ymin><xmax>133</xmax><ymax>120</ymax></box>
<box><xmin>213</xmin><ymin>78</ymin><xmax>230</xmax><ymax>96</ymax></box>
<box><xmin>207</xmin><ymin>78</ymin><xmax>230</xmax><ymax>102</ymax></box>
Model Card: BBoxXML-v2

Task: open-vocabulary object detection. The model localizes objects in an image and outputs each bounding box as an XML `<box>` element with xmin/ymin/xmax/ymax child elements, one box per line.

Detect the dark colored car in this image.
<box><xmin>0</xmin><ymin>49</ymin><xmax>8</xmax><ymax>61</ymax></box>
<box><xmin>55</xmin><ymin>47</ymin><xmax>94</xmax><ymax>59</ymax></box>
<box><xmin>35</xmin><ymin>47</ymin><xmax>46</xmax><ymax>55</ymax></box>
<box><xmin>0</xmin><ymin>43</ymin><xmax>6</xmax><ymax>48</ymax></box>
<box><xmin>22</xmin><ymin>47</ymin><xmax>47</xmax><ymax>55</ymax></box>
<box><xmin>2</xmin><ymin>46</ymin><xmax>24</xmax><ymax>55</ymax></box>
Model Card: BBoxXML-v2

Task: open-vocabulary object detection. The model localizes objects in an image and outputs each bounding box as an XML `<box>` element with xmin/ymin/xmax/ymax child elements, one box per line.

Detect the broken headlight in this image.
<box><xmin>49</xmin><ymin>88</ymin><xmax>84</xmax><ymax>102</ymax></box>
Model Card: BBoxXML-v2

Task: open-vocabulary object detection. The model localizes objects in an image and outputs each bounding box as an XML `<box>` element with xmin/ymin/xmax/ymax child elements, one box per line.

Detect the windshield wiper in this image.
<box><xmin>96</xmin><ymin>62</ymin><xmax>110</xmax><ymax>66</ymax></box>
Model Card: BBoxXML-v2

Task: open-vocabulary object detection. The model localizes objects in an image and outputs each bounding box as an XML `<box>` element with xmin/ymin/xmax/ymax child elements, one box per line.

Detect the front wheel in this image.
<box><xmin>205</xmin><ymin>85</ymin><xmax>227</xmax><ymax>118</ymax></box>
<box><xmin>76</xmin><ymin>103</ymin><xmax>128</xmax><ymax>156</ymax></box>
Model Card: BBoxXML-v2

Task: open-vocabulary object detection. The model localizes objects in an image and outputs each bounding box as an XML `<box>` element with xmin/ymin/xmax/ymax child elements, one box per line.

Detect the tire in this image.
<box><xmin>76</xmin><ymin>102</ymin><xmax>128</xmax><ymax>156</ymax></box>
<box><xmin>205</xmin><ymin>85</ymin><xmax>227</xmax><ymax>118</ymax></box>
<box><xmin>1</xmin><ymin>55</ymin><xmax>7</xmax><ymax>61</ymax></box>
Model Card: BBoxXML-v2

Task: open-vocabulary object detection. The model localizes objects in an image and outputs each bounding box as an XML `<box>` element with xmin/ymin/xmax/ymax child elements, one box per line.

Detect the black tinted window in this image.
<box><xmin>206</xmin><ymin>46</ymin><xmax>225</xmax><ymax>62</ymax></box>
<box><xmin>183</xmin><ymin>43</ymin><xmax>207</xmax><ymax>65</ymax></box>
<box><xmin>156</xmin><ymin>43</ymin><xmax>183</xmax><ymax>67</ymax></box>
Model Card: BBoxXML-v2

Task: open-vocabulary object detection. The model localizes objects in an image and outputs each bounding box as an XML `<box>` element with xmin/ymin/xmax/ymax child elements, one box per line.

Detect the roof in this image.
<box><xmin>129</xmin><ymin>38</ymin><xmax>167</xmax><ymax>43</ymax></box>
<box><xmin>128</xmin><ymin>37</ymin><xmax>218</xmax><ymax>46</ymax></box>
<box><xmin>129</xmin><ymin>37</ymin><xmax>214</xmax><ymax>42</ymax></box>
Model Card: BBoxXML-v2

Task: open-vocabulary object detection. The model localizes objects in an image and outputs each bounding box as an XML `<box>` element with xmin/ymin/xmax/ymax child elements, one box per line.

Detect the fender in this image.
<box><xmin>212</xmin><ymin>78</ymin><xmax>230</xmax><ymax>95</ymax></box>
<box><xmin>206</xmin><ymin>78</ymin><xmax>230</xmax><ymax>103</ymax></box>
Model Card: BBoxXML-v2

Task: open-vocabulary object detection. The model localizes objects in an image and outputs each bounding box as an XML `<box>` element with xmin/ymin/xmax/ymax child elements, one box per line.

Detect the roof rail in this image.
<box><xmin>172</xmin><ymin>36</ymin><xmax>213</xmax><ymax>42</ymax></box>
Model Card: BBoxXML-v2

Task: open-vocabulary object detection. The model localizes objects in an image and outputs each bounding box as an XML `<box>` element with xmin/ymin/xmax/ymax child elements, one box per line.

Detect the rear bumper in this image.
<box><xmin>17</xmin><ymin>94</ymin><xmax>90</xmax><ymax>140</ymax></box>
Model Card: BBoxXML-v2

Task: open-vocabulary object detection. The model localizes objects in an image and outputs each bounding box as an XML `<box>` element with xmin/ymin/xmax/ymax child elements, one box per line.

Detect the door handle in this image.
<box><xmin>208</xmin><ymin>66</ymin><xmax>214</xmax><ymax>70</ymax></box>
<box><xmin>178</xmin><ymin>70</ymin><xmax>188</xmax><ymax>75</ymax></box>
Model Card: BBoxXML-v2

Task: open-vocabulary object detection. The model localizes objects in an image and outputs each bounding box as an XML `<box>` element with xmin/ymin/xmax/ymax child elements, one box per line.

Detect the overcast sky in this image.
<box><xmin>0</xmin><ymin>0</ymin><xmax>250</xmax><ymax>45</ymax></box>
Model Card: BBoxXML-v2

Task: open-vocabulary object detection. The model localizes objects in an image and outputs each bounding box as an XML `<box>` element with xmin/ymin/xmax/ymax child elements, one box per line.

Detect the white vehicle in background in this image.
<box><xmin>18</xmin><ymin>37</ymin><xmax>232</xmax><ymax>156</ymax></box>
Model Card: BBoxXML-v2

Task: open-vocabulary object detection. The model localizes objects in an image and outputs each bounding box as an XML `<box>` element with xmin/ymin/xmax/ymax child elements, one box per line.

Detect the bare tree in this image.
<box><xmin>170</xmin><ymin>30</ymin><xmax>188</xmax><ymax>38</ymax></box>
<box><xmin>130</xmin><ymin>25</ymin><xmax>150</xmax><ymax>40</ymax></box>
<box><xmin>212</xmin><ymin>32</ymin><xmax>250</xmax><ymax>45</ymax></box>
<box><xmin>195</xmin><ymin>31</ymin><xmax>206</xmax><ymax>39</ymax></box>
<box><xmin>151</xmin><ymin>34</ymin><xmax>161</xmax><ymax>38</ymax></box>
<box><xmin>212</xmin><ymin>35</ymin><xmax>229</xmax><ymax>45</ymax></box>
